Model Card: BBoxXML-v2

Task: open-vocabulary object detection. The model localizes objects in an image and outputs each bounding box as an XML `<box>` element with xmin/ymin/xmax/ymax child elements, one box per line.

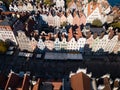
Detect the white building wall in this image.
<box><xmin>92</xmin><ymin>35</ymin><xmax>109</xmax><ymax>54</ymax></box>
<box><xmin>104</xmin><ymin>6</ymin><xmax>111</xmax><ymax>14</ymax></box>
<box><xmin>37</xmin><ymin>38</ymin><xmax>45</xmax><ymax>50</ymax></box>
<box><xmin>77</xmin><ymin>37</ymin><xmax>86</xmax><ymax>52</ymax></box>
<box><xmin>113</xmin><ymin>41</ymin><xmax>120</xmax><ymax>54</ymax></box>
<box><xmin>104</xmin><ymin>35</ymin><xmax>118</xmax><ymax>53</ymax></box>
<box><xmin>16</xmin><ymin>31</ymin><xmax>33</xmax><ymax>52</ymax></box>
<box><xmin>56</xmin><ymin>0</ymin><xmax>61</xmax><ymax>8</ymax></box>
<box><xmin>0</xmin><ymin>30</ymin><xmax>17</xmax><ymax>45</ymax></box>
<box><xmin>30</xmin><ymin>37</ymin><xmax>37</xmax><ymax>50</ymax></box>
<box><xmin>67</xmin><ymin>38</ymin><xmax>77</xmax><ymax>50</ymax></box>
<box><xmin>67</xmin><ymin>14</ymin><xmax>73</xmax><ymax>25</ymax></box>
<box><xmin>91</xmin><ymin>37</ymin><xmax>100</xmax><ymax>52</ymax></box>
<box><xmin>54</xmin><ymin>38</ymin><xmax>61</xmax><ymax>50</ymax></box>
<box><xmin>61</xmin><ymin>38</ymin><xmax>67</xmax><ymax>50</ymax></box>
<box><xmin>100</xmin><ymin>35</ymin><xmax>109</xmax><ymax>51</ymax></box>
<box><xmin>84</xmin><ymin>4</ymin><xmax>88</xmax><ymax>17</ymax></box>
<box><xmin>86</xmin><ymin>7</ymin><xmax>102</xmax><ymax>23</ymax></box>
<box><xmin>54</xmin><ymin>15</ymin><xmax>61</xmax><ymax>27</ymax></box>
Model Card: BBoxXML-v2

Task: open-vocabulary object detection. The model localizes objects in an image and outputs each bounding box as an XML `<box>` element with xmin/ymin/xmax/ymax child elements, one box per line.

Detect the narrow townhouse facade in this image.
<box><xmin>84</xmin><ymin>34</ymin><xmax>94</xmax><ymax>55</ymax></box>
<box><xmin>84</xmin><ymin>0</ymin><xmax>111</xmax><ymax>24</ymax></box>
<box><xmin>87</xmin><ymin>35</ymin><xmax>94</xmax><ymax>49</ymax></box>
<box><xmin>0</xmin><ymin>15</ymin><xmax>18</xmax><ymax>45</ymax></box>
<box><xmin>66</xmin><ymin>11</ymin><xmax>73</xmax><ymax>25</ymax></box>
<box><xmin>56</xmin><ymin>0</ymin><xmax>65</xmax><ymax>9</ymax></box>
<box><xmin>30</xmin><ymin>37</ymin><xmax>37</xmax><ymax>51</ymax></box>
<box><xmin>104</xmin><ymin>35</ymin><xmax>118</xmax><ymax>53</ymax></box>
<box><xmin>67</xmin><ymin>0</ymin><xmax>78</xmax><ymax>11</ymax></box>
<box><xmin>77</xmin><ymin>37</ymin><xmax>86</xmax><ymax>52</ymax></box>
<box><xmin>44</xmin><ymin>40</ymin><xmax>54</xmax><ymax>51</ymax></box>
<box><xmin>67</xmin><ymin>38</ymin><xmax>77</xmax><ymax>51</ymax></box>
<box><xmin>61</xmin><ymin>38</ymin><xmax>68</xmax><ymax>50</ymax></box>
<box><xmin>37</xmin><ymin>38</ymin><xmax>45</xmax><ymax>50</ymax></box>
<box><xmin>60</xmin><ymin>12</ymin><xmax>67</xmax><ymax>26</ymax></box>
<box><xmin>54</xmin><ymin>38</ymin><xmax>61</xmax><ymax>51</ymax></box>
<box><xmin>54</xmin><ymin>14</ymin><xmax>61</xmax><ymax>28</ymax></box>
<box><xmin>16</xmin><ymin>30</ymin><xmax>33</xmax><ymax>52</ymax></box>
<box><xmin>113</xmin><ymin>34</ymin><xmax>120</xmax><ymax>54</ymax></box>
<box><xmin>86</xmin><ymin>6</ymin><xmax>102</xmax><ymax>24</ymax></box>
<box><xmin>0</xmin><ymin>26</ymin><xmax>17</xmax><ymax>45</ymax></box>
<box><xmin>73</xmin><ymin>11</ymin><xmax>80</xmax><ymax>26</ymax></box>
<box><xmin>91</xmin><ymin>36</ymin><xmax>100</xmax><ymax>52</ymax></box>
<box><xmin>47</xmin><ymin>13</ymin><xmax>54</xmax><ymax>26</ymax></box>
<box><xmin>26</xmin><ymin>2</ymin><xmax>33</xmax><ymax>11</ymax></box>
<box><xmin>94</xmin><ymin>34</ymin><xmax>109</xmax><ymax>55</ymax></box>
<box><xmin>79</xmin><ymin>12</ymin><xmax>86</xmax><ymax>25</ymax></box>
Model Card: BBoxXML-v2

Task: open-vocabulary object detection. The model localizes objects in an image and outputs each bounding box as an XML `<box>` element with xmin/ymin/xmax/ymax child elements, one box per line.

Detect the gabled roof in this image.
<box><xmin>68</xmin><ymin>0</ymin><xmax>77</xmax><ymax>9</ymax></box>
<box><xmin>93</xmin><ymin>32</ymin><xmax>98</xmax><ymax>39</ymax></box>
<box><xmin>118</xmin><ymin>34</ymin><xmax>120</xmax><ymax>41</ymax></box>
<box><xmin>99</xmin><ymin>32</ymin><xmax>105</xmax><ymax>39</ymax></box>
<box><xmin>17</xmin><ymin>74</ymin><xmax>29</xmax><ymax>90</ymax></box>
<box><xmin>108</xmin><ymin>29</ymin><xmax>115</xmax><ymax>40</ymax></box>
<box><xmin>5</xmin><ymin>73</ymin><xmax>21</xmax><ymax>90</ymax></box>
<box><xmin>68</xmin><ymin>27</ymin><xmax>73</xmax><ymax>41</ymax></box>
<box><xmin>73</xmin><ymin>26</ymin><xmax>82</xmax><ymax>40</ymax></box>
<box><xmin>32</xmin><ymin>79</ymin><xmax>41</xmax><ymax>90</ymax></box>
<box><xmin>87</xmin><ymin>1</ymin><xmax>101</xmax><ymax>17</ymax></box>
<box><xmin>52</xmin><ymin>82</ymin><xmax>62</xmax><ymax>90</ymax></box>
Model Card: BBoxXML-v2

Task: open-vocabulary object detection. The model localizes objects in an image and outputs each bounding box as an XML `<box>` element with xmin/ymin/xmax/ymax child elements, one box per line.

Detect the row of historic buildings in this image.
<box><xmin>0</xmin><ymin>14</ymin><xmax>119</xmax><ymax>55</ymax></box>
<box><xmin>0</xmin><ymin>0</ymin><xmax>120</xmax><ymax>55</ymax></box>
<box><xmin>16</xmin><ymin>27</ymin><xmax>120</xmax><ymax>55</ymax></box>
<box><xmin>0</xmin><ymin>11</ymin><xmax>120</xmax><ymax>54</ymax></box>
<box><xmin>8</xmin><ymin>0</ymin><xmax>114</xmax><ymax>25</ymax></box>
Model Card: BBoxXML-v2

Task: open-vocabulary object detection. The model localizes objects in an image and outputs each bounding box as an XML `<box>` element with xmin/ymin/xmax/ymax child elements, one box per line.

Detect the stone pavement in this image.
<box><xmin>0</xmin><ymin>52</ymin><xmax>120</xmax><ymax>80</ymax></box>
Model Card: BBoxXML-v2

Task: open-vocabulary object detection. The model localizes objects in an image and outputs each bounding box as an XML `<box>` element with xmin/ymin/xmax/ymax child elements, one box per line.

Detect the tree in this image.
<box><xmin>92</xmin><ymin>19</ymin><xmax>103</xmax><ymax>27</ymax></box>
<box><xmin>61</xmin><ymin>22</ymin><xmax>67</xmax><ymax>27</ymax></box>
<box><xmin>88</xmin><ymin>0</ymin><xmax>92</xmax><ymax>3</ymax></box>
<box><xmin>44</xmin><ymin>0</ymin><xmax>53</xmax><ymax>5</ymax></box>
<box><xmin>0</xmin><ymin>40</ymin><xmax>8</xmax><ymax>54</ymax></box>
<box><xmin>88</xmin><ymin>0</ymin><xmax>97</xmax><ymax>3</ymax></box>
<box><xmin>66</xmin><ymin>0</ymin><xmax>71</xmax><ymax>6</ymax></box>
<box><xmin>1</xmin><ymin>0</ymin><xmax>13</xmax><ymax>6</ymax></box>
<box><xmin>110</xmin><ymin>22</ymin><xmax>120</xmax><ymax>29</ymax></box>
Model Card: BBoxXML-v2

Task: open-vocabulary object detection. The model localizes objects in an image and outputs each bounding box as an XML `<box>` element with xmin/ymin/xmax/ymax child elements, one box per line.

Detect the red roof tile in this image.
<box><xmin>17</xmin><ymin>74</ymin><xmax>30</xmax><ymax>90</ymax></box>
<box><xmin>52</xmin><ymin>82</ymin><xmax>62</xmax><ymax>90</ymax></box>
<box><xmin>32</xmin><ymin>79</ymin><xmax>41</xmax><ymax>90</ymax></box>
<box><xmin>87</xmin><ymin>2</ymin><xmax>101</xmax><ymax>17</ymax></box>
<box><xmin>5</xmin><ymin>73</ymin><xmax>21</xmax><ymax>90</ymax></box>
<box><xmin>70</xmin><ymin>72</ymin><xmax>91</xmax><ymax>90</ymax></box>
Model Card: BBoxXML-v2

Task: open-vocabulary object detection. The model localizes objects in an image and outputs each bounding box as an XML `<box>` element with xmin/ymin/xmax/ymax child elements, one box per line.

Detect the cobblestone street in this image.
<box><xmin>1</xmin><ymin>53</ymin><xmax>120</xmax><ymax>80</ymax></box>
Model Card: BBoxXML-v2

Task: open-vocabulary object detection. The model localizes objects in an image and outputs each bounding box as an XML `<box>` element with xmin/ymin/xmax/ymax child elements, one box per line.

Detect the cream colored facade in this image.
<box><xmin>104</xmin><ymin>35</ymin><xmax>118</xmax><ymax>53</ymax></box>
<box><xmin>0</xmin><ymin>26</ymin><xmax>17</xmax><ymax>45</ymax></box>
<box><xmin>67</xmin><ymin>38</ymin><xmax>77</xmax><ymax>50</ymax></box>
<box><xmin>16</xmin><ymin>30</ymin><xmax>34</xmax><ymax>52</ymax></box>
<box><xmin>77</xmin><ymin>37</ymin><xmax>86</xmax><ymax>52</ymax></box>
